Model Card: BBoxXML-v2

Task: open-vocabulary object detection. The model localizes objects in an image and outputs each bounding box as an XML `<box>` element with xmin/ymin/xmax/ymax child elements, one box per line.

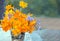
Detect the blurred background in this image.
<box><xmin>4</xmin><ymin>0</ymin><xmax>60</xmax><ymax>17</ymax></box>
<box><xmin>0</xmin><ymin>0</ymin><xmax>60</xmax><ymax>41</ymax></box>
<box><xmin>0</xmin><ymin>0</ymin><xmax>60</xmax><ymax>29</ymax></box>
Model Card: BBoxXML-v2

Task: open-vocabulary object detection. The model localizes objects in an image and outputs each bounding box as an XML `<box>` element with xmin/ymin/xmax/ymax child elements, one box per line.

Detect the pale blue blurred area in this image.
<box><xmin>0</xmin><ymin>28</ymin><xmax>12</xmax><ymax>41</ymax></box>
<box><xmin>37</xmin><ymin>29</ymin><xmax>60</xmax><ymax>41</ymax></box>
<box><xmin>31</xmin><ymin>29</ymin><xmax>60</xmax><ymax>41</ymax></box>
<box><xmin>24</xmin><ymin>32</ymin><xmax>43</xmax><ymax>41</ymax></box>
<box><xmin>24</xmin><ymin>32</ymin><xmax>33</xmax><ymax>41</ymax></box>
<box><xmin>31</xmin><ymin>31</ymin><xmax>43</xmax><ymax>41</ymax></box>
<box><xmin>0</xmin><ymin>28</ymin><xmax>60</xmax><ymax>41</ymax></box>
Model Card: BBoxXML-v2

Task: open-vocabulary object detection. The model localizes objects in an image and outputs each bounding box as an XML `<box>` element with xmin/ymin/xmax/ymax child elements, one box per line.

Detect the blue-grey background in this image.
<box><xmin>0</xmin><ymin>0</ymin><xmax>5</xmax><ymax>19</ymax></box>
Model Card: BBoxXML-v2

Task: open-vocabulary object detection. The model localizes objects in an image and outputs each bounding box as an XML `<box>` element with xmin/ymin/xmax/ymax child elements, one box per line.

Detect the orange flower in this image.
<box><xmin>29</xmin><ymin>20</ymin><xmax>36</xmax><ymax>26</ymax></box>
<box><xmin>13</xmin><ymin>10</ymin><xmax>21</xmax><ymax>19</ymax></box>
<box><xmin>21</xmin><ymin>26</ymin><xmax>28</xmax><ymax>33</ymax></box>
<box><xmin>12</xmin><ymin>29</ymin><xmax>18</xmax><ymax>36</ymax></box>
<box><xmin>1</xmin><ymin>18</ymin><xmax>12</xmax><ymax>32</ymax></box>
<box><xmin>21</xmin><ymin>14</ymin><xmax>27</xmax><ymax>18</ymax></box>
<box><xmin>12</xmin><ymin>27</ymin><xmax>21</xmax><ymax>36</ymax></box>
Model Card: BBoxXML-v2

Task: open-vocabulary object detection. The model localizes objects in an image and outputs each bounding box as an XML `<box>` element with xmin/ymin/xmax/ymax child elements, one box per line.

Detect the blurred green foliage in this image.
<box><xmin>5</xmin><ymin>0</ymin><xmax>60</xmax><ymax>17</ymax></box>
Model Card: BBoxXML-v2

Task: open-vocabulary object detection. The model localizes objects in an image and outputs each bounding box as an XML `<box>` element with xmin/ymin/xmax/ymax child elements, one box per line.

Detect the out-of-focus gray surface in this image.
<box><xmin>36</xmin><ymin>17</ymin><xmax>60</xmax><ymax>30</ymax></box>
<box><xmin>37</xmin><ymin>29</ymin><xmax>60</xmax><ymax>41</ymax></box>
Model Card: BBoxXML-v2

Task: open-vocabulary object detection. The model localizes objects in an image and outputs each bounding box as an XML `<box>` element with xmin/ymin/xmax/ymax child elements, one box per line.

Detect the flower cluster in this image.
<box><xmin>1</xmin><ymin>0</ymin><xmax>36</xmax><ymax>36</ymax></box>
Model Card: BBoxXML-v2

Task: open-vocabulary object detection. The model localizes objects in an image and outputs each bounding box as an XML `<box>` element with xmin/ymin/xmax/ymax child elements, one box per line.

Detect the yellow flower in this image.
<box><xmin>5</xmin><ymin>5</ymin><xmax>14</xmax><ymax>11</ymax></box>
<box><xmin>19</xmin><ymin>1</ymin><xmax>28</xmax><ymax>8</ymax></box>
<box><xmin>5</xmin><ymin>9</ymin><xmax>15</xmax><ymax>17</ymax></box>
<box><xmin>9</xmin><ymin>9</ymin><xmax>15</xmax><ymax>14</ymax></box>
<box><xmin>4</xmin><ymin>10</ymin><xmax>9</xmax><ymax>17</ymax></box>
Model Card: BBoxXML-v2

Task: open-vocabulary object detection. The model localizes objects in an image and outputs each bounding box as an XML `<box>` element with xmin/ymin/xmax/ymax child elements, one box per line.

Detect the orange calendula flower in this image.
<box><xmin>19</xmin><ymin>1</ymin><xmax>28</xmax><ymax>8</ymax></box>
<box><xmin>21</xmin><ymin>26</ymin><xmax>28</xmax><ymax>33</ymax></box>
<box><xmin>29</xmin><ymin>20</ymin><xmax>36</xmax><ymax>26</ymax></box>
<box><xmin>12</xmin><ymin>29</ymin><xmax>19</xmax><ymax>36</ymax></box>
<box><xmin>1</xmin><ymin>19</ymin><xmax>12</xmax><ymax>32</ymax></box>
